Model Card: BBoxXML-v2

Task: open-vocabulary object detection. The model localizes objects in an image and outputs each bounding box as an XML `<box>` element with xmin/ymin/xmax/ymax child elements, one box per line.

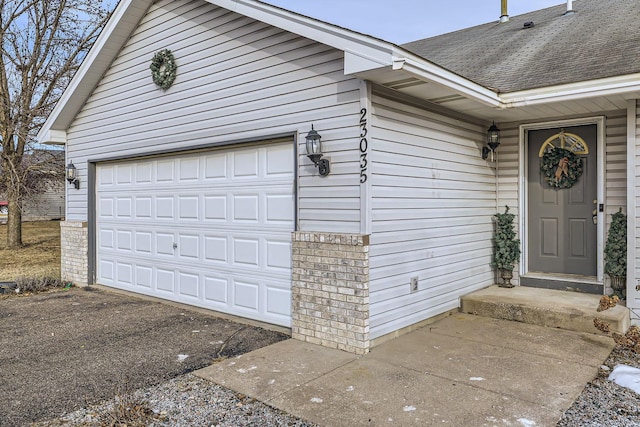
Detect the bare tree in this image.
<box><xmin>0</xmin><ymin>0</ymin><xmax>111</xmax><ymax>248</ymax></box>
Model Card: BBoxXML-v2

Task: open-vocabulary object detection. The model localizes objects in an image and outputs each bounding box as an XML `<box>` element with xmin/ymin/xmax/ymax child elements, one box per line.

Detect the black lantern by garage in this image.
<box><xmin>305</xmin><ymin>125</ymin><xmax>330</xmax><ymax>177</ymax></box>
<box><xmin>66</xmin><ymin>161</ymin><xmax>80</xmax><ymax>189</ymax></box>
<box><xmin>482</xmin><ymin>122</ymin><xmax>501</xmax><ymax>161</ymax></box>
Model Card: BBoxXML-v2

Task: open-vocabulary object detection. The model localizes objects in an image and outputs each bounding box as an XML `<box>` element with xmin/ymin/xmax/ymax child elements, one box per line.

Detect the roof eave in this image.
<box><xmin>500</xmin><ymin>73</ymin><xmax>640</xmax><ymax>107</ymax></box>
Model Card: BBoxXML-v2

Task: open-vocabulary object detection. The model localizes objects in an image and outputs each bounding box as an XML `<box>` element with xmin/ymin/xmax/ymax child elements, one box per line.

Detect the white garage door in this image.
<box><xmin>96</xmin><ymin>141</ymin><xmax>295</xmax><ymax>326</ymax></box>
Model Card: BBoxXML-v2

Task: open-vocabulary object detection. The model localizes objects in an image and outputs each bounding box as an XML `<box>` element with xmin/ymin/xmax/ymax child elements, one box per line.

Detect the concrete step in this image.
<box><xmin>460</xmin><ymin>285</ymin><xmax>630</xmax><ymax>335</ymax></box>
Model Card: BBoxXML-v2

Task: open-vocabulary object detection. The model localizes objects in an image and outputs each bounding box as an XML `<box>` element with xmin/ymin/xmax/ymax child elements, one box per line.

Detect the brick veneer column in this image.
<box><xmin>291</xmin><ymin>232</ymin><xmax>370</xmax><ymax>355</ymax></box>
<box><xmin>60</xmin><ymin>221</ymin><xmax>89</xmax><ymax>286</ymax></box>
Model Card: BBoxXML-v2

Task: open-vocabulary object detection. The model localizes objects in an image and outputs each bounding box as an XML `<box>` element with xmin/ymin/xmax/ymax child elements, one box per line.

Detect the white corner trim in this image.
<box><xmin>626</xmin><ymin>99</ymin><xmax>638</xmax><ymax>313</ymax></box>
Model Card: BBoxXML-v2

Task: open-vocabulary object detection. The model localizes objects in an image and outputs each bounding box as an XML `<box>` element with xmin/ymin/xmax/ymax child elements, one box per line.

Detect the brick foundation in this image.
<box><xmin>291</xmin><ymin>232</ymin><xmax>370</xmax><ymax>355</ymax></box>
<box><xmin>60</xmin><ymin>221</ymin><xmax>89</xmax><ymax>286</ymax></box>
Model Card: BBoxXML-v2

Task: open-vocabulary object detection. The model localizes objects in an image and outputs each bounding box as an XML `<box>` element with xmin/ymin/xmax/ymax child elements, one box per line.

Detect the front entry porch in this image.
<box><xmin>460</xmin><ymin>285</ymin><xmax>629</xmax><ymax>335</ymax></box>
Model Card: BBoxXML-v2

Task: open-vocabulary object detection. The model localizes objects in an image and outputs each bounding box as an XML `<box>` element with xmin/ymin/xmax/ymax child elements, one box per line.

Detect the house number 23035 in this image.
<box><xmin>359</xmin><ymin>108</ymin><xmax>369</xmax><ymax>184</ymax></box>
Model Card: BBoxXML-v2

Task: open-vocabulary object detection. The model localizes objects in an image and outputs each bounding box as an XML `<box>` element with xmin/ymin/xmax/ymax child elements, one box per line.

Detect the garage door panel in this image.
<box><xmin>97</xmin><ymin>141</ymin><xmax>293</xmax><ymax>327</ymax></box>
<box><xmin>267</xmin><ymin>286</ymin><xmax>291</xmax><ymax>317</ymax></box>
<box><xmin>233</xmin><ymin>195</ymin><xmax>259</xmax><ymax>222</ymax></box>
<box><xmin>136</xmin><ymin>162</ymin><xmax>153</xmax><ymax>183</ymax></box>
<box><xmin>135</xmin><ymin>197</ymin><xmax>152</xmax><ymax>218</ymax></box>
<box><xmin>156</xmin><ymin>269</ymin><xmax>175</xmax><ymax>293</ymax></box>
<box><xmin>266</xmin><ymin>145</ymin><xmax>295</xmax><ymax>176</ymax></box>
<box><xmin>100</xmin><ymin>260</ymin><xmax>115</xmax><ymax>281</ymax></box>
<box><xmin>136</xmin><ymin>266</ymin><xmax>153</xmax><ymax>288</ymax></box>
<box><xmin>204</xmin><ymin>195</ymin><xmax>227</xmax><ymax>221</ymax></box>
<box><xmin>204</xmin><ymin>276</ymin><xmax>228</xmax><ymax>304</ymax></box>
<box><xmin>178</xmin><ymin>196</ymin><xmax>199</xmax><ymax>220</ymax></box>
<box><xmin>117</xmin><ymin>164</ymin><xmax>133</xmax><ymax>184</ymax></box>
<box><xmin>234</xmin><ymin>280</ymin><xmax>259</xmax><ymax>310</ymax></box>
<box><xmin>100</xmin><ymin>229</ymin><xmax>115</xmax><ymax>249</ymax></box>
<box><xmin>99</xmin><ymin>198</ymin><xmax>114</xmax><ymax>218</ymax></box>
<box><xmin>179</xmin><ymin>158</ymin><xmax>199</xmax><ymax>181</ymax></box>
<box><xmin>178</xmin><ymin>234</ymin><xmax>199</xmax><ymax>259</ymax></box>
<box><xmin>179</xmin><ymin>272</ymin><xmax>200</xmax><ymax>298</ymax></box>
<box><xmin>205</xmin><ymin>236</ymin><xmax>228</xmax><ymax>262</ymax></box>
<box><xmin>156</xmin><ymin>160</ymin><xmax>174</xmax><ymax>182</ymax></box>
<box><xmin>117</xmin><ymin>262</ymin><xmax>133</xmax><ymax>285</ymax></box>
<box><xmin>233</xmin><ymin>238</ymin><xmax>260</xmax><ymax>266</ymax></box>
<box><xmin>116</xmin><ymin>230</ymin><xmax>132</xmax><ymax>251</ymax></box>
<box><xmin>155</xmin><ymin>197</ymin><xmax>174</xmax><ymax>219</ymax></box>
<box><xmin>156</xmin><ymin>233</ymin><xmax>176</xmax><ymax>256</ymax></box>
<box><xmin>135</xmin><ymin>231</ymin><xmax>152</xmax><ymax>253</ymax></box>
<box><xmin>234</xmin><ymin>151</ymin><xmax>259</xmax><ymax>178</ymax></box>
<box><xmin>266</xmin><ymin>240</ymin><xmax>292</xmax><ymax>271</ymax></box>
<box><xmin>266</xmin><ymin>193</ymin><xmax>295</xmax><ymax>223</ymax></box>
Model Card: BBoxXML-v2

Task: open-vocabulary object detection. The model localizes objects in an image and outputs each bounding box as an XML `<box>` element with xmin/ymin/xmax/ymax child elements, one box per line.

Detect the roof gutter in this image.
<box><xmin>500</xmin><ymin>73</ymin><xmax>640</xmax><ymax>107</ymax></box>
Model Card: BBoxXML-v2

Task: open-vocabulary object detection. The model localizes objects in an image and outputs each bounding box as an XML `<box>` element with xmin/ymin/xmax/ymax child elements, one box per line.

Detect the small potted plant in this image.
<box><xmin>604</xmin><ymin>208</ymin><xmax>627</xmax><ymax>299</ymax></box>
<box><xmin>494</xmin><ymin>206</ymin><xmax>521</xmax><ymax>288</ymax></box>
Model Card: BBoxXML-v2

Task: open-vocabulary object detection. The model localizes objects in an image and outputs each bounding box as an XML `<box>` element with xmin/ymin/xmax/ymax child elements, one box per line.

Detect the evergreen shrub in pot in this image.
<box><xmin>494</xmin><ymin>206</ymin><xmax>521</xmax><ymax>288</ymax></box>
<box><xmin>604</xmin><ymin>208</ymin><xmax>627</xmax><ymax>299</ymax></box>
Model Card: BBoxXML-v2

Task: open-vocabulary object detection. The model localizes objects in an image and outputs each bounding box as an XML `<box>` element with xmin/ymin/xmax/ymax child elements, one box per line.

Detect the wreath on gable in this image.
<box><xmin>540</xmin><ymin>147</ymin><xmax>583</xmax><ymax>189</ymax></box>
<box><xmin>150</xmin><ymin>49</ymin><xmax>177</xmax><ymax>90</ymax></box>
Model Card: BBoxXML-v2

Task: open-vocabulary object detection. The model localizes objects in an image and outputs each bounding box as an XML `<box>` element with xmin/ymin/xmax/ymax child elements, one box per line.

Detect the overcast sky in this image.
<box><xmin>262</xmin><ymin>0</ymin><xmax>566</xmax><ymax>43</ymax></box>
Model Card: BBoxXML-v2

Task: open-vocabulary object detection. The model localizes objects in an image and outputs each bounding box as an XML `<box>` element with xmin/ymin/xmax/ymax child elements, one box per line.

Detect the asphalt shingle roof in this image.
<box><xmin>402</xmin><ymin>0</ymin><xmax>640</xmax><ymax>93</ymax></box>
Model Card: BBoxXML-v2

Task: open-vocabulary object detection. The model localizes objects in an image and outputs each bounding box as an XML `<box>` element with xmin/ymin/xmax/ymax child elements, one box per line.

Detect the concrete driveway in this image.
<box><xmin>0</xmin><ymin>286</ymin><xmax>287</xmax><ymax>426</ymax></box>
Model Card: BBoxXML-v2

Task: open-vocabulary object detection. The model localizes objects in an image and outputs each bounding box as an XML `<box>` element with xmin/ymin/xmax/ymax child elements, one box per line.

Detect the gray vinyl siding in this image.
<box><xmin>65</xmin><ymin>0</ymin><xmax>362</xmax><ymax>233</ymax></box>
<box><xmin>369</xmin><ymin>92</ymin><xmax>495</xmax><ymax>339</ymax></box>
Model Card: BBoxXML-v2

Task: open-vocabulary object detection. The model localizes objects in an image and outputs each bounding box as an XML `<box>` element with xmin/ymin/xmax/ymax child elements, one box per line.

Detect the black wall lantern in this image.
<box><xmin>482</xmin><ymin>122</ymin><xmax>501</xmax><ymax>161</ymax></box>
<box><xmin>66</xmin><ymin>161</ymin><xmax>80</xmax><ymax>189</ymax></box>
<box><xmin>305</xmin><ymin>125</ymin><xmax>330</xmax><ymax>177</ymax></box>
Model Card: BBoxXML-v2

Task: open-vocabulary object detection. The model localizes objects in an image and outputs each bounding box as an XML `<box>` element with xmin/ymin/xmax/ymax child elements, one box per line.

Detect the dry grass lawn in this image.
<box><xmin>0</xmin><ymin>221</ymin><xmax>61</xmax><ymax>281</ymax></box>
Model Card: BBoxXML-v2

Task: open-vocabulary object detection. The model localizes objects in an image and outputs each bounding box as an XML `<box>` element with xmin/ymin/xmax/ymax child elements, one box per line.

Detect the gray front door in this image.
<box><xmin>527</xmin><ymin>125</ymin><xmax>597</xmax><ymax>276</ymax></box>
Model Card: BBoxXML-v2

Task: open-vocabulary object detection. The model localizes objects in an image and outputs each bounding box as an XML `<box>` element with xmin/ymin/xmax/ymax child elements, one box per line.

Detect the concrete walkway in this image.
<box><xmin>196</xmin><ymin>313</ymin><xmax>614</xmax><ymax>426</ymax></box>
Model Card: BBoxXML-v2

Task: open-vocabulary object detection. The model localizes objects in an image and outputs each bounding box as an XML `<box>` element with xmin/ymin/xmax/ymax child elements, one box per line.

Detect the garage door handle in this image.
<box><xmin>173</xmin><ymin>243</ymin><xmax>177</xmax><ymax>249</ymax></box>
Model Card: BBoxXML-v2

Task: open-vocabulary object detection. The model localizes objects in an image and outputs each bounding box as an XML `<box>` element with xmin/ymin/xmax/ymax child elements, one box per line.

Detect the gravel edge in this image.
<box><xmin>32</xmin><ymin>373</ymin><xmax>317</xmax><ymax>427</ymax></box>
<box><xmin>32</xmin><ymin>346</ymin><xmax>640</xmax><ymax>426</ymax></box>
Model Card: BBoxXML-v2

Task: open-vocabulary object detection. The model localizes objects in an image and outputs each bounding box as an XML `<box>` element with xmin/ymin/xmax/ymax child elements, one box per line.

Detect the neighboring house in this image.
<box><xmin>37</xmin><ymin>0</ymin><xmax>640</xmax><ymax>355</ymax></box>
<box><xmin>0</xmin><ymin>184</ymin><xmax>65</xmax><ymax>223</ymax></box>
<box><xmin>0</xmin><ymin>150</ymin><xmax>65</xmax><ymax>223</ymax></box>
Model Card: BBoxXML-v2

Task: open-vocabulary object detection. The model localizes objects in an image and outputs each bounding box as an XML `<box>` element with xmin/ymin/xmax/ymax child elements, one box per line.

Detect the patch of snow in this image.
<box><xmin>268</xmin><ymin>379</ymin><xmax>276</xmax><ymax>385</ymax></box>
<box><xmin>236</xmin><ymin>366</ymin><xmax>257</xmax><ymax>374</ymax></box>
<box><xmin>403</xmin><ymin>405</ymin><xmax>416</xmax><ymax>412</ymax></box>
<box><xmin>600</xmin><ymin>365</ymin><xmax>611</xmax><ymax>371</ymax></box>
<box><xmin>177</xmin><ymin>354</ymin><xmax>189</xmax><ymax>362</ymax></box>
<box><xmin>310</xmin><ymin>397</ymin><xmax>323</xmax><ymax>403</ymax></box>
<box><xmin>346</xmin><ymin>386</ymin><xmax>354</xmax><ymax>392</ymax></box>
<box><xmin>517</xmin><ymin>418</ymin><xmax>536</xmax><ymax>426</ymax></box>
<box><xmin>469</xmin><ymin>377</ymin><xmax>484</xmax><ymax>381</ymax></box>
<box><xmin>192</xmin><ymin>330</ymin><xmax>200</xmax><ymax>333</ymax></box>
<box><xmin>609</xmin><ymin>364</ymin><xmax>640</xmax><ymax>394</ymax></box>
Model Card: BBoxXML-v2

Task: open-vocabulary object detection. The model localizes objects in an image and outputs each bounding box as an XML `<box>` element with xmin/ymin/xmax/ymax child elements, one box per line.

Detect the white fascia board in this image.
<box><xmin>500</xmin><ymin>73</ymin><xmax>640</xmax><ymax>107</ymax></box>
<box><xmin>39</xmin><ymin>130</ymin><xmax>67</xmax><ymax>146</ymax></box>
<box><xmin>391</xmin><ymin>57</ymin><xmax>503</xmax><ymax>108</ymax></box>
<box><xmin>36</xmin><ymin>0</ymin><xmax>152</xmax><ymax>145</ymax></box>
